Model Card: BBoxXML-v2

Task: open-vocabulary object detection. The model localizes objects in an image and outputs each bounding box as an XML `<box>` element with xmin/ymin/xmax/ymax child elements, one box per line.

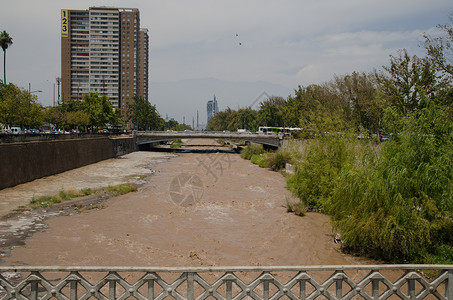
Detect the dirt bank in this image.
<box><xmin>0</xmin><ymin>139</ymin><xmax>371</xmax><ymax>267</ymax></box>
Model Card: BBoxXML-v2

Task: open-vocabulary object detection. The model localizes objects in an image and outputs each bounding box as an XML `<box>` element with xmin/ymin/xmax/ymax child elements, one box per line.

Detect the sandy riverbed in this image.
<box><xmin>0</xmin><ymin>139</ymin><xmax>371</xmax><ymax>267</ymax></box>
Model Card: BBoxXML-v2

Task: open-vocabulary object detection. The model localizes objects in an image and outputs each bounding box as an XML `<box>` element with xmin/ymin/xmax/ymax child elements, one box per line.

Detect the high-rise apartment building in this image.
<box><xmin>61</xmin><ymin>7</ymin><xmax>149</xmax><ymax>120</ymax></box>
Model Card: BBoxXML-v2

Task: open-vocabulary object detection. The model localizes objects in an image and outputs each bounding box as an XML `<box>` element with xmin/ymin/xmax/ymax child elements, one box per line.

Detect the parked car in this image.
<box><xmin>10</xmin><ymin>127</ymin><xmax>22</xmax><ymax>135</ymax></box>
<box><xmin>25</xmin><ymin>129</ymin><xmax>40</xmax><ymax>134</ymax></box>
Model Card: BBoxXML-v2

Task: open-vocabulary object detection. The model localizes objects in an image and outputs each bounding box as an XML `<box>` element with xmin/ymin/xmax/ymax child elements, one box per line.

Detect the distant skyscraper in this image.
<box><xmin>60</xmin><ymin>6</ymin><xmax>149</xmax><ymax>121</ymax></box>
<box><xmin>207</xmin><ymin>95</ymin><xmax>219</xmax><ymax>122</ymax></box>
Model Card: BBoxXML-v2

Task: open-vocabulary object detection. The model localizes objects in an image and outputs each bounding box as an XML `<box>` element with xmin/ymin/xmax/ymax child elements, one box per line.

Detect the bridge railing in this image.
<box><xmin>0</xmin><ymin>265</ymin><xmax>451</xmax><ymax>300</ymax></box>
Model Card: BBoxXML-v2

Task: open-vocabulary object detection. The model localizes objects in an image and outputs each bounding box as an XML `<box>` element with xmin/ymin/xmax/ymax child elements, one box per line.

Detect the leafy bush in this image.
<box><xmin>250</xmin><ymin>151</ymin><xmax>292</xmax><ymax>171</ymax></box>
<box><xmin>271</xmin><ymin>151</ymin><xmax>292</xmax><ymax>171</ymax></box>
<box><xmin>170</xmin><ymin>139</ymin><xmax>183</xmax><ymax>148</ymax></box>
<box><xmin>250</xmin><ymin>154</ymin><xmax>264</xmax><ymax>165</ymax></box>
<box><xmin>241</xmin><ymin>144</ymin><xmax>265</xmax><ymax>160</ymax></box>
<box><xmin>327</xmin><ymin>105</ymin><xmax>453</xmax><ymax>262</ymax></box>
<box><xmin>287</xmin><ymin>136</ymin><xmax>354</xmax><ymax>211</ymax></box>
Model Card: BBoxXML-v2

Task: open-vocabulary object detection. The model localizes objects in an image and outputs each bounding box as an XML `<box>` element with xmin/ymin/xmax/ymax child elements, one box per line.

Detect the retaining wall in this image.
<box><xmin>0</xmin><ymin>137</ymin><xmax>136</xmax><ymax>190</ymax></box>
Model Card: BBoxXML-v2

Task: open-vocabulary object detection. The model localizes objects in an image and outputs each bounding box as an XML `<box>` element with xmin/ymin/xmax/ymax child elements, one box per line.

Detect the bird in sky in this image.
<box><xmin>236</xmin><ymin>33</ymin><xmax>242</xmax><ymax>45</ymax></box>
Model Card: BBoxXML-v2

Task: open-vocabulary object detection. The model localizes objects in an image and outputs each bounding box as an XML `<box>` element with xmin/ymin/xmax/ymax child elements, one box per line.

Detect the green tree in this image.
<box><xmin>164</xmin><ymin>119</ymin><xmax>191</xmax><ymax>131</ymax></box>
<box><xmin>332</xmin><ymin>72</ymin><xmax>385</xmax><ymax>134</ymax></box>
<box><xmin>0</xmin><ymin>31</ymin><xmax>13</xmax><ymax>84</ymax></box>
<box><xmin>127</xmin><ymin>95</ymin><xmax>164</xmax><ymax>130</ymax></box>
<box><xmin>285</xmin><ymin>84</ymin><xmax>349</xmax><ymax>135</ymax></box>
<box><xmin>257</xmin><ymin>96</ymin><xmax>286</xmax><ymax>127</ymax></box>
<box><xmin>207</xmin><ymin>108</ymin><xmax>232</xmax><ymax>131</ymax></box>
<box><xmin>79</xmin><ymin>92</ymin><xmax>119</xmax><ymax>131</ymax></box>
<box><xmin>66</xmin><ymin>110</ymin><xmax>90</xmax><ymax>131</ymax></box>
<box><xmin>0</xmin><ymin>83</ymin><xmax>43</xmax><ymax>128</ymax></box>
<box><xmin>377</xmin><ymin>49</ymin><xmax>439</xmax><ymax>115</ymax></box>
<box><xmin>424</xmin><ymin>12</ymin><xmax>453</xmax><ymax>78</ymax></box>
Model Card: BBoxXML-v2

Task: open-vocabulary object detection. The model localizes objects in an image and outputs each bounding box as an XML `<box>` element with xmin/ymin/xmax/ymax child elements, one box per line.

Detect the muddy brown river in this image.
<box><xmin>0</xmin><ymin>139</ymin><xmax>372</xmax><ymax>267</ymax></box>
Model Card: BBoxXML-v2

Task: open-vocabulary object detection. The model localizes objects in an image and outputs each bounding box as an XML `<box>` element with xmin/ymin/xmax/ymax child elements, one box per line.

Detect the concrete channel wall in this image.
<box><xmin>0</xmin><ymin>137</ymin><xmax>136</xmax><ymax>190</ymax></box>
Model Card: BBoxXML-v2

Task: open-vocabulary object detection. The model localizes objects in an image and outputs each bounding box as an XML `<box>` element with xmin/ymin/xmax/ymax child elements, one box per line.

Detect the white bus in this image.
<box><xmin>257</xmin><ymin>126</ymin><xmax>302</xmax><ymax>136</ymax></box>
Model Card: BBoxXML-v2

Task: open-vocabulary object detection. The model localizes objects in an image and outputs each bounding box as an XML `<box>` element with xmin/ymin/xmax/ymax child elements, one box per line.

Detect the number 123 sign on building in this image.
<box><xmin>61</xmin><ymin>10</ymin><xmax>68</xmax><ymax>37</ymax></box>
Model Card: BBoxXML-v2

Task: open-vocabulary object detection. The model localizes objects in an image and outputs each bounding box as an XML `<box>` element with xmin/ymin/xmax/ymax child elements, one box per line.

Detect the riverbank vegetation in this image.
<box><xmin>238</xmin><ymin>16</ymin><xmax>453</xmax><ymax>264</ymax></box>
<box><xmin>0</xmin><ymin>87</ymin><xmax>191</xmax><ymax>132</ymax></box>
<box><xmin>18</xmin><ymin>183</ymin><xmax>138</xmax><ymax>211</ymax></box>
<box><xmin>170</xmin><ymin>139</ymin><xmax>184</xmax><ymax>148</ymax></box>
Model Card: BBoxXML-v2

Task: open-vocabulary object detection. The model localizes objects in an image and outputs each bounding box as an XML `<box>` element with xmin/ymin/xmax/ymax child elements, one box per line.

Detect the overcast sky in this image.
<box><xmin>1</xmin><ymin>1</ymin><xmax>452</xmax><ymax>124</ymax></box>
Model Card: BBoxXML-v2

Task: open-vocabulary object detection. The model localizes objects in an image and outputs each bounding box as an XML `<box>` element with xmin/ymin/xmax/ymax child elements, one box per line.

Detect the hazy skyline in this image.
<box><xmin>1</xmin><ymin>0</ymin><xmax>452</xmax><ymax>124</ymax></box>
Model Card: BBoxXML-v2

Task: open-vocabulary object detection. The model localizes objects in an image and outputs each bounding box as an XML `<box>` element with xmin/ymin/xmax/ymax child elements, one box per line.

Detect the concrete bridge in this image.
<box><xmin>135</xmin><ymin>131</ymin><xmax>283</xmax><ymax>148</ymax></box>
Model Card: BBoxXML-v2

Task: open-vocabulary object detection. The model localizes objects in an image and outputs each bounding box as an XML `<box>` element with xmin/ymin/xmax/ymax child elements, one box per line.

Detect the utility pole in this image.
<box><xmin>56</xmin><ymin>77</ymin><xmax>61</xmax><ymax>105</ymax></box>
<box><xmin>197</xmin><ymin>110</ymin><xmax>199</xmax><ymax>130</ymax></box>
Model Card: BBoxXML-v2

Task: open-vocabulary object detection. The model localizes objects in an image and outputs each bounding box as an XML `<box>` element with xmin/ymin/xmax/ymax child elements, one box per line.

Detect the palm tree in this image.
<box><xmin>0</xmin><ymin>31</ymin><xmax>13</xmax><ymax>84</ymax></box>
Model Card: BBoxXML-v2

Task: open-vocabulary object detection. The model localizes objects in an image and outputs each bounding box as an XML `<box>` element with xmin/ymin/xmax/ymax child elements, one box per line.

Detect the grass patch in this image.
<box><xmin>250</xmin><ymin>154</ymin><xmax>265</xmax><ymax>166</ymax></box>
<box><xmin>105</xmin><ymin>183</ymin><xmax>138</xmax><ymax>195</ymax></box>
<box><xmin>13</xmin><ymin>205</ymin><xmax>28</xmax><ymax>212</ymax></box>
<box><xmin>170</xmin><ymin>139</ymin><xmax>183</xmax><ymax>148</ymax></box>
<box><xmin>27</xmin><ymin>183</ymin><xmax>138</xmax><ymax>210</ymax></box>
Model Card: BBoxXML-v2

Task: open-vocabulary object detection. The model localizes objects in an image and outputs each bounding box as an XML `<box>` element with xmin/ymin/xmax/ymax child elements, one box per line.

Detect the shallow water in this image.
<box><xmin>0</xmin><ymin>139</ymin><xmax>371</xmax><ymax>267</ymax></box>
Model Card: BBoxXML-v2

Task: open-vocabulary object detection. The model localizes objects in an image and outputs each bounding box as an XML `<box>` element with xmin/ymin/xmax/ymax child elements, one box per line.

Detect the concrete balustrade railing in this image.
<box><xmin>135</xmin><ymin>131</ymin><xmax>282</xmax><ymax>148</ymax></box>
<box><xmin>0</xmin><ymin>265</ymin><xmax>451</xmax><ymax>299</ymax></box>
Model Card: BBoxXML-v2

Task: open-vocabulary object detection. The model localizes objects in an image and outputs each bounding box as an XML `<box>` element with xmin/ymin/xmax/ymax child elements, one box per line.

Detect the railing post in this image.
<box><xmin>226</xmin><ymin>279</ymin><xmax>233</xmax><ymax>300</ymax></box>
<box><xmin>70</xmin><ymin>280</ymin><xmax>78</xmax><ymax>300</ymax></box>
<box><xmin>262</xmin><ymin>279</ymin><xmax>270</xmax><ymax>300</ymax></box>
<box><xmin>29</xmin><ymin>271</ymin><xmax>41</xmax><ymax>300</ymax></box>
<box><xmin>408</xmin><ymin>278</ymin><xmax>415</xmax><ymax>299</ymax></box>
<box><xmin>299</xmin><ymin>279</ymin><xmax>307</xmax><ymax>300</ymax></box>
<box><xmin>371</xmin><ymin>278</ymin><xmax>379</xmax><ymax>300</ymax></box>
<box><xmin>109</xmin><ymin>279</ymin><xmax>116</xmax><ymax>300</ymax></box>
<box><xmin>335</xmin><ymin>271</ymin><xmax>344</xmax><ymax>299</ymax></box>
<box><xmin>143</xmin><ymin>273</ymin><xmax>157</xmax><ymax>300</ymax></box>
<box><xmin>30</xmin><ymin>280</ymin><xmax>38</xmax><ymax>300</ymax></box>
<box><xmin>187</xmin><ymin>272</ymin><xmax>194</xmax><ymax>300</ymax></box>
<box><xmin>447</xmin><ymin>270</ymin><xmax>453</xmax><ymax>300</ymax></box>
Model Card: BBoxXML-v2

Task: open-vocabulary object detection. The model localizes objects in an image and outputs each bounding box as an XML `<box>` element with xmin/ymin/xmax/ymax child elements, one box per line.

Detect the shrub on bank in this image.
<box><xmin>286</xmin><ymin>136</ymin><xmax>355</xmax><ymax>211</ymax></box>
<box><xmin>286</xmin><ymin>105</ymin><xmax>453</xmax><ymax>263</ymax></box>
<box><xmin>250</xmin><ymin>154</ymin><xmax>265</xmax><ymax>166</ymax></box>
<box><xmin>245</xmin><ymin>145</ymin><xmax>292</xmax><ymax>171</ymax></box>
<box><xmin>327</xmin><ymin>112</ymin><xmax>453</xmax><ymax>262</ymax></box>
<box><xmin>170</xmin><ymin>139</ymin><xmax>183</xmax><ymax>148</ymax></box>
<box><xmin>241</xmin><ymin>144</ymin><xmax>265</xmax><ymax>160</ymax></box>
